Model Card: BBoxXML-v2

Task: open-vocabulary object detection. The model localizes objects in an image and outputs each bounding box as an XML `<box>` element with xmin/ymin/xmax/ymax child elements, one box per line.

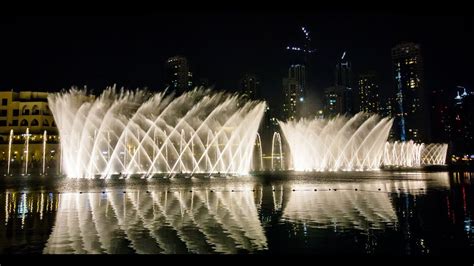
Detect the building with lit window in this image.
<box><xmin>391</xmin><ymin>42</ymin><xmax>429</xmax><ymax>142</ymax></box>
<box><xmin>0</xmin><ymin>91</ymin><xmax>59</xmax><ymax>174</ymax></box>
<box><xmin>451</xmin><ymin>87</ymin><xmax>474</xmax><ymax>156</ymax></box>
<box><xmin>165</xmin><ymin>56</ymin><xmax>193</xmax><ymax>94</ymax></box>
<box><xmin>380</xmin><ymin>97</ymin><xmax>395</xmax><ymax>118</ymax></box>
<box><xmin>240</xmin><ymin>74</ymin><xmax>260</xmax><ymax>100</ymax></box>
<box><xmin>323</xmin><ymin>86</ymin><xmax>344</xmax><ymax>118</ymax></box>
<box><xmin>430</xmin><ymin>88</ymin><xmax>451</xmax><ymax>143</ymax></box>
<box><xmin>282</xmin><ymin>65</ymin><xmax>306</xmax><ymax>121</ymax></box>
<box><xmin>335</xmin><ymin>52</ymin><xmax>355</xmax><ymax>114</ymax></box>
<box><xmin>282</xmin><ymin>78</ymin><xmax>299</xmax><ymax>121</ymax></box>
<box><xmin>358</xmin><ymin>71</ymin><xmax>380</xmax><ymax>114</ymax></box>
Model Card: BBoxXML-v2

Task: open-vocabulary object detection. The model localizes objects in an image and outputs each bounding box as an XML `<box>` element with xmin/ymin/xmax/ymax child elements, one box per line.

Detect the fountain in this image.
<box><xmin>279</xmin><ymin>113</ymin><xmax>394</xmax><ymax>171</ymax></box>
<box><xmin>48</xmin><ymin>87</ymin><xmax>266</xmax><ymax>179</ymax></box>
<box><xmin>279</xmin><ymin>113</ymin><xmax>448</xmax><ymax>171</ymax></box>
<box><xmin>24</xmin><ymin>128</ymin><xmax>30</xmax><ymax>175</ymax></box>
<box><xmin>42</xmin><ymin>130</ymin><xmax>47</xmax><ymax>175</ymax></box>
<box><xmin>7</xmin><ymin>129</ymin><xmax>13</xmax><ymax>175</ymax></box>
<box><xmin>383</xmin><ymin>141</ymin><xmax>448</xmax><ymax>167</ymax></box>
<box><xmin>253</xmin><ymin>133</ymin><xmax>263</xmax><ymax>171</ymax></box>
<box><xmin>421</xmin><ymin>143</ymin><xmax>449</xmax><ymax>165</ymax></box>
<box><xmin>271</xmin><ymin>132</ymin><xmax>283</xmax><ymax>171</ymax></box>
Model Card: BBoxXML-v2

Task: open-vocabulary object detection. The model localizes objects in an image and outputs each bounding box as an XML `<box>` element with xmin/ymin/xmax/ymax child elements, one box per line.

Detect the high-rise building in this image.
<box><xmin>197</xmin><ymin>78</ymin><xmax>210</xmax><ymax>88</ymax></box>
<box><xmin>358</xmin><ymin>72</ymin><xmax>380</xmax><ymax>114</ymax></box>
<box><xmin>289</xmin><ymin>64</ymin><xmax>306</xmax><ymax>97</ymax></box>
<box><xmin>335</xmin><ymin>52</ymin><xmax>355</xmax><ymax>114</ymax></box>
<box><xmin>323</xmin><ymin>86</ymin><xmax>345</xmax><ymax>118</ymax></box>
<box><xmin>381</xmin><ymin>97</ymin><xmax>396</xmax><ymax>118</ymax></box>
<box><xmin>282</xmin><ymin>77</ymin><xmax>300</xmax><ymax>121</ymax></box>
<box><xmin>391</xmin><ymin>42</ymin><xmax>429</xmax><ymax>142</ymax></box>
<box><xmin>282</xmin><ymin>65</ymin><xmax>306</xmax><ymax>120</ymax></box>
<box><xmin>240</xmin><ymin>74</ymin><xmax>260</xmax><ymax>100</ymax></box>
<box><xmin>430</xmin><ymin>89</ymin><xmax>451</xmax><ymax>143</ymax></box>
<box><xmin>451</xmin><ymin>87</ymin><xmax>474</xmax><ymax>155</ymax></box>
<box><xmin>165</xmin><ymin>56</ymin><xmax>193</xmax><ymax>94</ymax></box>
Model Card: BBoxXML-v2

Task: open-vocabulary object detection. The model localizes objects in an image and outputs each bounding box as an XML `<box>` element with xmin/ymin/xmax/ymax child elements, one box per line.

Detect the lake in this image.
<box><xmin>0</xmin><ymin>171</ymin><xmax>472</xmax><ymax>255</ymax></box>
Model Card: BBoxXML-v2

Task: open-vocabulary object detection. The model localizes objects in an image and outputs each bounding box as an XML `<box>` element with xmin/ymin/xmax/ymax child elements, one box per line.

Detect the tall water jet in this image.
<box><xmin>7</xmin><ymin>129</ymin><xmax>13</xmax><ymax>175</ymax></box>
<box><xmin>42</xmin><ymin>130</ymin><xmax>47</xmax><ymax>175</ymax></box>
<box><xmin>279</xmin><ymin>113</ymin><xmax>394</xmax><ymax>171</ymax></box>
<box><xmin>383</xmin><ymin>141</ymin><xmax>448</xmax><ymax>167</ymax></box>
<box><xmin>254</xmin><ymin>133</ymin><xmax>263</xmax><ymax>171</ymax></box>
<box><xmin>383</xmin><ymin>141</ymin><xmax>423</xmax><ymax>167</ymax></box>
<box><xmin>24</xmin><ymin>128</ymin><xmax>30</xmax><ymax>175</ymax></box>
<box><xmin>58</xmin><ymin>144</ymin><xmax>62</xmax><ymax>175</ymax></box>
<box><xmin>48</xmin><ymin>87</ymin><xmax>266</xmax><ymax>179</ymax></box>
<box><xmin>271</xmin><ymin>132</ymin><xmax>283</xmax><ymax>171</ymax></box>
<box><xmin>421</xmin><ymin>143</ymin><xmax>448</xmax><ymax>165</ymax></box>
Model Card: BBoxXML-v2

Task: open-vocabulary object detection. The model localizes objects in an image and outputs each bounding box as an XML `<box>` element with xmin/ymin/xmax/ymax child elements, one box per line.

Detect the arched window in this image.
<box><xmin>22</xmin><ymin>106</ymin><xmax>29</xmax><ymax>115</ymax></box>
<box><xmin>20</xmin><ymin>119</ymin><xmax>28</xmax><ymax>126</ymax></box>
<box><xmin>31</xmin><ymin>119</ymin><xmax>39</xmax><ymax>126</ymax></box>
<box><xmin>44</xmin><ymin>105</ymin><xmax>50</xmax><ymax>115</ymax></box>
<box><xmin>43</xmin><ymin>119</ymin><xmax>49</xmax><ymax>126</ymax></box>
<box><xmin>32</xmin><ymin>105</ymin><xmax>40</xmax><ymax>115</ymax></box>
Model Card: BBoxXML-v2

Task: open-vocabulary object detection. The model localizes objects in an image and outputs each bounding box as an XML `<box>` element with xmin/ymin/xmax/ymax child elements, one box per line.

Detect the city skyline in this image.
<box><xmin>0</xmin><ymin>14</ymin><xmax>472</xmax><ymax>112</ymax></box>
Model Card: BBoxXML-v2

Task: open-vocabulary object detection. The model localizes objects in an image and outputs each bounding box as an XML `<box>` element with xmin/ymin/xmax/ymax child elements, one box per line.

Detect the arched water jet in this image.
<box><xmin>48</xmin><ymin>87</ymin><xmax>266</xmax><ymax>178</ymax></box>
<box><xmin>383</xmin><ymin>141</ymin><xmax>448</xmax><ymax>167</ymax></box>
<box><xmin>252</xmin><ymin>133</ymin><xmax>263</xmax><ymax>171</ymax></box>
<box><xmin>7</xmin><ymin>129</ymin><xmax>13</xmax><ymax>175</ymax></box>
<box><xmin>271</xmin><ymin>132</ymin><xmax>283</xmax><ymax>171</ymax></box>
<box><xmin>42</xmin><ymin>130</ymin><xmax>47</xmax><ymax>175</ymax></box>
<box><xmin>279</xmin><ymin>113</ymin><xmax>393</xmax><ymax>171</ymax></box>
<box><xmin>24</xmin><ymin>128</ymin><xmax>30</xmax><ymax>175</ymax></box>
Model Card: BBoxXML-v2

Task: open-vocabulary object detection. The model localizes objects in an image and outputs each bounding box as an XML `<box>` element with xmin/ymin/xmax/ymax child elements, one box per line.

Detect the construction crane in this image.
<box><xmin>286</xmin><ymin>26</ymin><xmax>316</xmax><ymax>65</ymax></box>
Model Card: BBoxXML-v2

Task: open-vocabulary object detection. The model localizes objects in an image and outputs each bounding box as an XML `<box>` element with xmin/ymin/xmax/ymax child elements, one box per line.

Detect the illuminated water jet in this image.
<box><xmin>279</xmin><ymin>113</ymin><xmax>394</xmax><ymax>171</ymax></box>
<box><xmin>48</xmin><ymin>87</ymin><xmax>266</xmax><ymax>179</ymax></box>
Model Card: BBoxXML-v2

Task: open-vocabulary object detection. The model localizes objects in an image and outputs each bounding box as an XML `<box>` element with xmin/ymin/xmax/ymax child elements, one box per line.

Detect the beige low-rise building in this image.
<box><xmin>0</xmin><ymin>91</ymin><xmax>60</xmax><ymax>175</ymax></box>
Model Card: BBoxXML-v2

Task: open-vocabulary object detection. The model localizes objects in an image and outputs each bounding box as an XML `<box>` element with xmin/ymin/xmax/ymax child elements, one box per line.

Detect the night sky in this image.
<box><xmin>0</xmin><ymin>13</ymin><xmax>472</xmax><ymax>110</ymax></box>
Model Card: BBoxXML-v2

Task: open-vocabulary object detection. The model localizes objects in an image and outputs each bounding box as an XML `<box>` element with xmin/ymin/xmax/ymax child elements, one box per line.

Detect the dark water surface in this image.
<box><xmin>0</xmin><ymin>171</ymin><xmax>472</xmax><ymax>255</ymax></box>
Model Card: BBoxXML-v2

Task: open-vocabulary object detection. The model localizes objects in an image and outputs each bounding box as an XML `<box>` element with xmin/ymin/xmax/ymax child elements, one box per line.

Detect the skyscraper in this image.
<box><xmin>451</xmin><ymin>87</ymin><xmax>474</xmax><ymax>155</ymax></box>
<box><xmin>282</xmin><ymin>77</ymin><xmax>299</xmax><ymax>121</ymax></box>
<box><xmin>391</xmin><ymin>42</ymin><xmax>429</xmax><ymax>142</ymax></box>
<box><xmin>323</xmin><ymin>86</ymin><xmax>345</xmax><ymax>118</ymax></box>
<box><xmin>335</xmin><ymin>51</ymin><xmax>355</xmax><ymax>114</ymax></box>
<box><xmin>165</xmin><ymin>56</ymin><xmax>193</xmax><ymax>94</ymax></box>
<box><xmin>282</xmin><ymin>65</ymin><xmax>306</xmax><ymax>120</ymax></box>
<box><xmin>357</xmin><ymin>72</ymin><xmax>380</xmax><ymax>114</ymax></box>
<box><xmin>240</xmin><ymin>74</ymin><xmax>260</xmax><ymax>100</ymax></box>
<box><xmin>430</xmin><ymin>88</ymin><xmax>451</xmax><ymax>143</ymax></box>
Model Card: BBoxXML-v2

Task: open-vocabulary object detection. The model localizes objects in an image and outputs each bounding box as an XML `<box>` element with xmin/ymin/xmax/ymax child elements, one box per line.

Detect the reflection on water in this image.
<box><xmin>279</xmin><ymin>186</ymin><xmax>398</xmax><ymax>231</ymax></box>
<box><xmin>44</xmin><ymin>187</ymin><xmax>267</xmax><ymax>254</ymax></box>
<box><xmin>0</xmin><ymin>171</ymin><xmax>472</xmax><ymax>254</ymax></box>
<box><xmin>276</xmin><ymin>173</ymin><xmax>450</xmax><ymax>232</ymax></box>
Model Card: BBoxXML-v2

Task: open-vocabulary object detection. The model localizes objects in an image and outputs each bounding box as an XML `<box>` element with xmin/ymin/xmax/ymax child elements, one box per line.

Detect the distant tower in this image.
<box><xmin>197</xmin><ymin>78</ymin><xmax>210</xmax><ymax>88</ymax></box>
<box><xmin>240</xmin><ymin>74</ymin><xmax>260</xmax><ymax>100</ymax></box>
<box><xmin>282</xmin><ymin>76</ymin><xmax>299</xmax><ymax>121</ymax></box>
<box><xmin>289</xmin><ymin>64</ymin><xmax>306</xmax><ymax>117</ymax></box>
<box><xmin>430</xmin><ymin>88</ymin><xmax>451</xmax><ymax>143</ymax></box>
<box><xmin>357</xmin><ymin>71</ymin><xmax>380</xmax><ymax>114</ymax></box>
<box><xmin>323</xmin><ymin>86</ymin><xmax>344</xmax><ymax>118</ymax></box>
<box><xmin>391</xmin><ymin>42</ymin><xmax>428</xmax><ymax>142</ymax></box>
<box><xmin>165</xmin><ymin>56</ymin><xmax>193</xmax><ymax>94</ymax></box>
<box><xmin>282</xmin><ymin>65</ymin><xmax>307</xmax><ymax>120</ymax></box>
<box><xmin>451</xmin><ymin>86</ymin><xmax>474</xmax><ymax>154</ymax></box>
<box><xmin>335</xmin><ymin>51</ymin><xmax>354</xmax><ymax>114</ymax></box>
<box><xmin>284</xmin><ymin>26</ymin><xmax>316</xmax><ymax>119</ymax></box>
